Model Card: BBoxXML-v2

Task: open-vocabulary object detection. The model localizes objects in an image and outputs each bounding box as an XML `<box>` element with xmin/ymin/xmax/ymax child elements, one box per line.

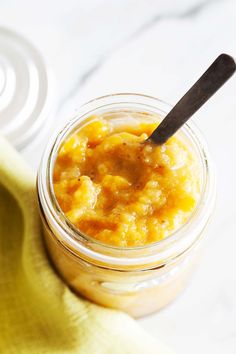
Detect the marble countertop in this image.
<box><xmin>1</xmin><ymin>0</ymin><xmax>236</xmax><ymax>353</ymax></box>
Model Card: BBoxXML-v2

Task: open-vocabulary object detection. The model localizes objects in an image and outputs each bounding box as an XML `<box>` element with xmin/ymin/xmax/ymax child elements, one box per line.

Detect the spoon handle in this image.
<box><xmin>149</xmin><ymin>54</ymin><xmax>236</xmax><ymax>145</ymax></box>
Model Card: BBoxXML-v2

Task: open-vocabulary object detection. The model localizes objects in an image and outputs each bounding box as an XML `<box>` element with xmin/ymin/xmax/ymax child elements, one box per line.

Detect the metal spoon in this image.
<box><xmin>148</xmin><ymin>54</ymin><xmax>236</xmax><ymax>145</ymax></box>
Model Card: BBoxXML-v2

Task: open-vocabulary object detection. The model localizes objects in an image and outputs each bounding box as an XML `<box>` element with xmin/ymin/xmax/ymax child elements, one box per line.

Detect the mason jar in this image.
<box><xmin>37</xmin><ymin>93</ymin><xmax>216</xmax><ymax>318</ymax></box>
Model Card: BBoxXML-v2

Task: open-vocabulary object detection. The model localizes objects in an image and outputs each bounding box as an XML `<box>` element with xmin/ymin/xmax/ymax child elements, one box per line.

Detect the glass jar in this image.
<box><xmin>37</xmin><ymin>93</ymin><xmax>216</xmax><ymax>318</ymax></box>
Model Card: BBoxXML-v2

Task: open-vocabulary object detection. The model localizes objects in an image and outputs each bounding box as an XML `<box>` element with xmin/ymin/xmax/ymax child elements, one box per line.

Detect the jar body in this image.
<box><xmin>41</xmin><ymin>210</ymin><xmax>202</xmax><ymax>317</ymax></box>
<box><xmin>37</xmin><ymin>94</ymin><xmax>215</xmax><ymax>318</ymax></box>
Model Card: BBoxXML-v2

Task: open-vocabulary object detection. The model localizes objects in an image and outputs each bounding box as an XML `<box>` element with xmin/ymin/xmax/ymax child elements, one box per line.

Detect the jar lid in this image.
<box><xmin>0</xmin><ymin>27</ymin><xmax>53</xmax><ymax>148</ymax></box>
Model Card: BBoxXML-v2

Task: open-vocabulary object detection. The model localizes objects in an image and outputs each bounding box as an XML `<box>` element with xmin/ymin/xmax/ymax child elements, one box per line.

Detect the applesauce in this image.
<box><xmin>37</xmin><ymin>94</ymin><xmax>215</xmax><ymax>317</ymax></box>
<box><xmin>53</xmin><ymin>118</ymin><xmax>200</xmax><ymax>247</ymax></box>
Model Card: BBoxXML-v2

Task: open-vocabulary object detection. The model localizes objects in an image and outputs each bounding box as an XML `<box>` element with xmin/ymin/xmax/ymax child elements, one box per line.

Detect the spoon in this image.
<box><xmin>148</xmin><ymin>53</ymin><xmax>236</xmax><ymax>145</ymax></box>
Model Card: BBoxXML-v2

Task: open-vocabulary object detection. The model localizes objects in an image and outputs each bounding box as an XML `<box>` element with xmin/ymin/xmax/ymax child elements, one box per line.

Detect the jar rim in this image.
<box><xmin>37</xmin><ymin>93</ymin><xmax>215</xmax><ymax>269</ymax></box>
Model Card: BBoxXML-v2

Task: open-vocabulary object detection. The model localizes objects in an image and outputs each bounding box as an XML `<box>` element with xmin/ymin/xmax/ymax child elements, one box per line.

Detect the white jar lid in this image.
<box><xmin>0</xmin><ymin>27</ymin><xmax>53</xmax><ymax>148</ymax></box>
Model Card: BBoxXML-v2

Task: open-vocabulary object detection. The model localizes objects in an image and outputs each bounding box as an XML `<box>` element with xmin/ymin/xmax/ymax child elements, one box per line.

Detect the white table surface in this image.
<box><xmin>1</xmin><ymin>1</ymin><xmax>236</xmax><ymax>353</ymax></box>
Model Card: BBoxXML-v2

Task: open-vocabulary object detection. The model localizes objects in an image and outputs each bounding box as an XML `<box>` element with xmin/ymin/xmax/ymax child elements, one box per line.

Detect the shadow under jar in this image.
<box><xmin>37</xmin><ymin>93</ymin><xmax>216</xmax><ymax>318</ymax></box>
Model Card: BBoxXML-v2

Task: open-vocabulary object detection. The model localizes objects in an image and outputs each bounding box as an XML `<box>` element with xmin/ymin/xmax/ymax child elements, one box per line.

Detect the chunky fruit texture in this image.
<box><xmin>53</xmin><ymin>114</ymin><xmax>200</xmax><ymax>247</ymax></box>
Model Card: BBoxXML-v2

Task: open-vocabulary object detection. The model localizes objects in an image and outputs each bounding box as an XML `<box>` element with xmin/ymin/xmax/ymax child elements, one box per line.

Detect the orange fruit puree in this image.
<box><xmin>53</xmin><ymin>115</ymin><xmax>200</xmax><ymax>247</ymax></box>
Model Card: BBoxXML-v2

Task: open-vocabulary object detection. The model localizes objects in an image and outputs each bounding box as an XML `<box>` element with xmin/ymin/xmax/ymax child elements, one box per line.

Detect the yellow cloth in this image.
<box><xmin>0</xmin><ymin>136</ymin><xmax>174</xmax><ymax>354</ymax></box>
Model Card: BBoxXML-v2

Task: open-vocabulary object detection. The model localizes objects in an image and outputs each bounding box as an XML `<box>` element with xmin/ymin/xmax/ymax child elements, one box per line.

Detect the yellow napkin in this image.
<box><xmin>0</xmin><ymin>136</ymin><xmax>174</xmax><ymax>354</ymax></box>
